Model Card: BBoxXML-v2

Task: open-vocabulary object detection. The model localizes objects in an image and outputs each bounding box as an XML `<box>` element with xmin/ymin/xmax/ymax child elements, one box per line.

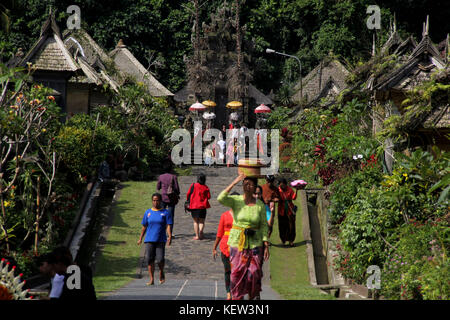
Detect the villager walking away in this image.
<box><xmin>277</xmin><ymin>178</ymin><xmax>298</xmax><ymax>247</ymax></box>
<box><xmin>261</xmin><ymin>175</ymin><xmax>280</xmax><ymax>238</ymax></box>
<box><xmin>212</xmin><ymin>209</ymin><xmax>234</xmax><ymax>300</ymax></box>
<box><xmin>186</xmin><ymin>173</ymin><xmax>211</xmax><ymax>240</ymax></box>
<box><xmin>138</xmin><ymin>193</ymin><xmax>173</xmax><ymax>285</ymax></box>
<box><xmin>218</xmin><ymin>174</ymin><xmax>269</xmax><ymax>300</ymax></box>
<box><xmin>157</xmin><ymin>162</ymin><xmax>180</xmax><ymax>235</ymax></box>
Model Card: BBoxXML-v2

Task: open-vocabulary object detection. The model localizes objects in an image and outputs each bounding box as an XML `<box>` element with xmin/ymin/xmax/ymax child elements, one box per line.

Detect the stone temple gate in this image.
<box><xmin>174</xmin><ymin>2</ymin><xmax>272</xmax><ymax>129</ymax></box>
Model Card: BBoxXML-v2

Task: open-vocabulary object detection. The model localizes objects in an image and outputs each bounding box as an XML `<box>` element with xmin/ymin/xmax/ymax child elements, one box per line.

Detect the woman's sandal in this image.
<box><xmin>146</xmin><ymin>280</ymin><xmax>154</xmax><ymax>286</ymax></box>
<box><xmin>159</xmin><ymin>273</ymin><xmax>165</xmax><ymax>284</ymax></box>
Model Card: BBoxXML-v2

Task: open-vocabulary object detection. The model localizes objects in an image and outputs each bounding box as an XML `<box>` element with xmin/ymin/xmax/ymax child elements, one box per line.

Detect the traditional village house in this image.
<box><xmin>109</xmin><ymin>40</ymin><xmax>173</xmax><ymax>98</ymax></box>
<box><xmin>368</xmin><ymin>17</ymin><xmax>449</xmax><ymax>172</ymax></box>
<box><xmin>12</xmin><ymin>12</ymin><xmax>173</xmax><ymax>118</ymax></box>
<box><xmin>15</xmin><ymin>12</ymin><xmax>79</xmax><ymax>115</ymax></box>
<box><xmin>291</xmin><ymin>54</ymin><xmax>350</xmax><ymax>107</ymax></box>
<box><xmin>288</xmin><ymin>54</ymin><xmax>350</xmax><ymax>124</ymax></box>
<box><xmin>62</xmin><ymin>27</ymin><xmax>121</xmax><ymax>115</ymax></box>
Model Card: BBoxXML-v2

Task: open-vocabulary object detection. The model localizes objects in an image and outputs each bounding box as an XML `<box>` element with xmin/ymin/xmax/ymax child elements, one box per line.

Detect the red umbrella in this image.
<box><xmin>254</xmin><ymin>104</ymin><xmax>271</xmax><ymax>114</ymax></box>
<box><xmin>189</xmin><ymin>101</ymin><xmax>206</xmax><ymax>111</ymax></box>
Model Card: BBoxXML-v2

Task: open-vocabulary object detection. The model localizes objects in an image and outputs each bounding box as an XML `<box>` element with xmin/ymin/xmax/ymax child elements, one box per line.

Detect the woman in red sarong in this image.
<box><xmin>277</xmin><ymin>178</ymin><xmax>298</xmax><ymax>247</ymax></box>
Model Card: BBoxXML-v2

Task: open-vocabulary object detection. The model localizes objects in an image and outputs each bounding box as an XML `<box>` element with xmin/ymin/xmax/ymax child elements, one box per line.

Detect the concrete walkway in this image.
<box><xmin>105</xmin><ymin>166</ymin><xmax>281</xmax><ymax>300</ymax></box>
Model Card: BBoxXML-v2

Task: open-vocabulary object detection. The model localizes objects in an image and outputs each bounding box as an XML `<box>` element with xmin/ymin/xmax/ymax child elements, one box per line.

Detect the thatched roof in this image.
<box><xmin>63</xmin><ymin>28</ymin><xmax>121</xmax><ymax>92</ymax></box>
<box><xmin>109</xmin><ymin>40</ymin><xmax>173</xmax><ymax>97</ymax></box>
<box><xmin>18</xmin><ymin>13</ymin><xmax>78</xmax><ymax>72</ymax></box>
<box><xmin>381</xmin><ymin>29</ymin><xmax>403</xmax><ymax>55</ymax></box>
<box><xmin>291</xmin><ymin>57</ymin><xmax>349</xmax><ymax>104</ymax></box>
<box><xmin>248</xmin><ymin>84</ymin><xmax>273</xmax><ymax>105</ymax></box>
<box><xmin>374</xmin><ymin>30</ymin><xmax>445</xmax><ymax>92</ymax></box>
<box><xmin>423</xmin><ymin>104</ymin><xmax>450</xmax><ymax>129</ymax></box>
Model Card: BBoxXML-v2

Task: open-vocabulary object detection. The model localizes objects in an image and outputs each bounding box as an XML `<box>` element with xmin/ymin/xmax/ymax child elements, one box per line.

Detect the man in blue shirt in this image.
<box><xmin>138</xmin><ymin>193</ymin><xmax>173</xmax><ymax>285</ymax></box>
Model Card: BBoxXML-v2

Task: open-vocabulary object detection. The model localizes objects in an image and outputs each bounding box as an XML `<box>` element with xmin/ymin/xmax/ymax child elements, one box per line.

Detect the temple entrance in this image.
<box><xmin>215</xmin><ymin>87</ymin><xmax>228</xmax><ymax>129</ymax></box>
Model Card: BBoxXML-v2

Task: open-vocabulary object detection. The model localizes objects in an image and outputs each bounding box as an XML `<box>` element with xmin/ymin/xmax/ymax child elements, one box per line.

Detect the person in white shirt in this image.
<box><xmin>38</xmin><ymin>253</ymin><xmax>64</xmax><ymax>299</ymax></box>
<box><xmin>217</xmin><ymin>138</ymin><xmax>226</xmax><ymax>164</ymax></box>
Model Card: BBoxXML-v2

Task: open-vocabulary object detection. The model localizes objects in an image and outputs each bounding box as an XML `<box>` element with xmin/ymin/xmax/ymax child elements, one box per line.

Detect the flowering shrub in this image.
<box><xmin>381</xmin><ymin>220</ymin><xmax>449</xmax><ymax>300</ymax></box>
<box><xmin>1</xmin><ymin>71</ymin><xmax>65</xmax><ymax>256</ymax></box>
<box><xmin>328</xmin><ymin>160</ymin><xmax>383</xmax><ymax>225</ymax></box>
<box><xmin>54</xmin><ymin>115</ymin><xmax>123</xmax><ymax>179</ymax></box>
<box><xmin>0</xmin><ymin>69</ymin><xmax>178</xmax><ymax>277</ymax></box>
<box><xmin>93</xmin><ymin>83</ymin><xmax>179</xmax><ymax>170</ymax></box>
<box><xmin>333</xmin><ymin>148</ymin><xmax>449</xmax><ymax>298</ymax></box>
<box><xmin>286</xmin><ymin>98</ymin><xmax>380</xmax><ymax>187</ymax></box>
<box><xmin>335</xmin><ymin>186</ymin><xmax>400</xmax><ymax>283</ymax></box>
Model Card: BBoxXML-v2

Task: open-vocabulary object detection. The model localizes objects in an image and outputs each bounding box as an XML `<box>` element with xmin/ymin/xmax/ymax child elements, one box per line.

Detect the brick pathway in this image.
<box><xmin>105</xmin><ymin>166</ymin><xmax>281</xmax><ymax>300</ymax></box>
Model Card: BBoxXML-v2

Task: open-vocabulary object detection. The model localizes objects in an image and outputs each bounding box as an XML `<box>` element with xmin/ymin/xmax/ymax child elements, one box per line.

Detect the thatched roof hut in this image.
<box><xmin>109</xmin><ymin>40</ymin><xmax>173</xmax><ymax>97</ymax></box>
<box><xmin>291</xmin><ymin>56</ymin><xmax>350</xmax><ymax>105</ymax></box>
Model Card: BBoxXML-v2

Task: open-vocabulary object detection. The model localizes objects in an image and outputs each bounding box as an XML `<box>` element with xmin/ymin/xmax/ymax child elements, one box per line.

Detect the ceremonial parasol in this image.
<box><xmin>291</xmin><ymin>180</ymin><xmax>308</xmax><ymax>189</ymax></box>
<box><xmin>254</xmin><ymin>104</ymin><xmax>271</xmax><ymax>114</ymax></box>
<box><xmin>202</xmin><ymin>100</ymin><xmax>216</xmax><ymax>108</ymax></box>
<box><xmin>189</xmin><ymin>101</ymin><xmax>206</xmax><ymax>111</ymax></box>
<box><xmin>203</xmin><ymin>112</ymin><xmax>216</xmax><ymax>120</ymax></box>
<box><xmin>226</xmin><ymin>101</ymin><xmax>243</xmax><ymax>109</ymax></box>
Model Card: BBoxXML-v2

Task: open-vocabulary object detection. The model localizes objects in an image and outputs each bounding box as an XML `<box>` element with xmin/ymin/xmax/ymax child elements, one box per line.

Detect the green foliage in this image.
<box><xmin>377</xmin><ymin>70</ymin><xmax>450</xmax><ymax>144</ymax></box>
<box><xmin>54</xmin><ymin>122</ymin><xmax>122</xmax><ymax>180</ymax></box>
<box><xmin>287</xmin><ymin>98</ymin><xmax>379</xmax><ymax>186</ymax></box>
<box><xmin>94</xmin><ymin>83</ymin><xmax>178</xmax><ymax>170</ymax></box>
<box><xmin>328</xmin><ymin>162</ymin><xmax>383</xmax><ymax>225</ymax></box>
<box><xmin>381</xmin><ymin>220</ymin><xmax>449</xmax><ymax>300</ymax></box>
<box><xmin>267</xmin><ymin>106</ymin><xmax>291</xmax><ymax>130</ymax></box>
<box><xmin>381</xmin><ymin>147</ymin><xmax>449</xmax><ymax>223</ymax></box>
<box><xmin>333</xmin><ymin>148</ymin><xmax>449</xmax><ymax>297</ymax></box>
<box><xmin>3</xmin><ymin>0</ymin><xmax>445</xmax><ymax>94</ymax></box>
<box><xmin>0</xmin><ymin>74</ymin><xmax>66</xmax><ymax>252</ymax></box>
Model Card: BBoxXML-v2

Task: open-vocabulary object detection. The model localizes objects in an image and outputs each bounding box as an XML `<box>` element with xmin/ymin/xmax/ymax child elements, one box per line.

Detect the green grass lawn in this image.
<box><xmin>269</xmin><ymin>197</ymin><xmax>335</xmax><ymax>300</ymax></box>
<box><xmin>174</xmin><ymin>166</ymin><xmax>192</xmax><ymax>176</ymax></box>
<box><xmin>93</xmin><ymin>181</ymin><xmax>156</xmax><ymax>298</ymax></box>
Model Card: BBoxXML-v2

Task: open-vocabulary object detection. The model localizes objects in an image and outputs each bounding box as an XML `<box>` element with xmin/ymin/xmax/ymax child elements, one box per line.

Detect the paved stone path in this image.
<box><xmin>105</xmin><ymin>166</ymin><xmax>281</xmax><ymax>300</ymax></box>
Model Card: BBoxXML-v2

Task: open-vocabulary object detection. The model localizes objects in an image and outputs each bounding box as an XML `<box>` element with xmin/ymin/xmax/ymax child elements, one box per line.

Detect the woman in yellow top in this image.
<box><xmin>217</xmin><ymin>174</ymin><xmax>269</xmax><ymax>300</ymax></box>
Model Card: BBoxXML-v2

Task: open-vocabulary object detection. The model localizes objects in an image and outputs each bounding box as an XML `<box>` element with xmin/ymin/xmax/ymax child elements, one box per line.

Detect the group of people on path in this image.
<box><xmin>138</xmin><ymin>161</ymin><xmax>299</xmax><ymax>300</ymax></box>
<box><xmin>202</xmin><ymin>123</ymin><xmax>267</xmax><ymax>168</ymax></box>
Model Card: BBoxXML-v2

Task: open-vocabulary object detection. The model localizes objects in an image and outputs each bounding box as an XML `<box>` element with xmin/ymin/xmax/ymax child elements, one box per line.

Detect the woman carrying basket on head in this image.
<box><xmin>217</xmin><ymin>173</ymin><xmax>269</xmax><ymax>300</ymax></box>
